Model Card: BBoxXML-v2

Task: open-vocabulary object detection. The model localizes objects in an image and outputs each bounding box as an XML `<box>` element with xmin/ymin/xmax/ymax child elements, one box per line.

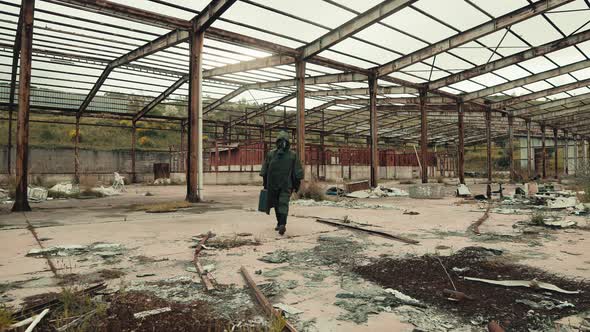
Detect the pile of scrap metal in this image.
<box><xmin>509</xmin><ymin>183</ymin><xmax>585</xmax><ymax>211</ymax></box>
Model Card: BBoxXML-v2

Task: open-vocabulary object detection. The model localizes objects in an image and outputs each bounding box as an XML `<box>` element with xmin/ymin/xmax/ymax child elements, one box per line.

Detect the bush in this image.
<box><xmin>297</xmin><ymin>180</ymin><xmax>325</xmax><ymax>201</ymax></box>
<box><xmin>530</xmin><ymin>211</ymin><xmax>545</xmax><ymax>226</ymax></box>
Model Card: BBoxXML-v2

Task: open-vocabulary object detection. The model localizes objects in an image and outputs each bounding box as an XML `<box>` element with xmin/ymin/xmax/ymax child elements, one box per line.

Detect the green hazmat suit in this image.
<box><xmin>260</xmin><ymin>131</ymin><xmax>304</xmax><ymax>226</ymax></box>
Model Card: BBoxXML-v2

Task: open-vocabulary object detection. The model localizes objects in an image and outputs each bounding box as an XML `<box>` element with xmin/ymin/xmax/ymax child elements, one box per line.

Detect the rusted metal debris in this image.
<box><xmin>315</xmin><ymin>218</ymin><xmax>419</xmax><ymax>244</ymax></box>
<box><xmin>470</xmin><ymin>203</ymin><xmax>491</xmax><ymax>235</ymax></box>
<box><xmin>443</xmin><ymin>289</ymin><xmax>474</xmax><ymax>301</ymax></box>
<box><xmin>193</xmin><ymin>231</ymin><xmax>215</xmax><ymax>291</ymax></box>
<box><xmin>240</xmin><ymin>266</ymin><xmax>298</xmax><ymax>332</ymax></box>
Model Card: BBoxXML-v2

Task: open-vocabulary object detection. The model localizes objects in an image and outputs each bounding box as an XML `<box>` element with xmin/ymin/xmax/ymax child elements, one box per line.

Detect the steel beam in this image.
<box><xmin>508</xmin><ymin>115</ymin><xmax>515</xmax><ymax>182</ymax></box>
<box><xmin>420</xmin><ymin>89</ymin><xmax>428</xmax><ymax>183</ymax></box>
<box><xmin>246</xmin><ymin>72</ymin><xmax>368</xmax><ymax>90</ymax></box>
<box><xmin>231</xmin><ymin>93</ymin><xmax>296</xmax><ymax>127</ymax></box>
<box><xmin>492</xmin><ymin>78</ymin><xmax>590</xmax><ymax>109</ymax></box>
<box><xmin>74</xmin><ymin>116</ymin><xmax>81</xmax><ymax>184</ymax></box>
<box><xmin>376</xmin><ymin>0</ymin><xmax>573</xmax><ymax>77</ymax></box>
<box><xmin>464</xmin><ymin>60</ymin><xmax>590</xmax><ymax>102</ymax></box>
<box><xmin>457</xmin><ymin>100</ymin><xmax>465</xmax><ymax>184</ymax></box>
<box><xmin>78</xmin><ymin>0</ymin><xmax>237</xmax><ymax>116</ymax></box>
<box><xmin>301</xmin><ymin>0</ymin><xmax>416</xmax><ymax>59</ymax></box>
<box><xmin>513</xmin><ymin>91</ymin><xmax>590</xmax><ymax>117</ymax></box>
<box><xmin>554</xmin><ymin>127</ymin><xmax>559</xmax><ymax>179</ymax></box>
<box><xmin>203</xmin><ymin>86</ymin><xmax>246</xmax><ymax>114</ymax></box>
<box><xmin>369</xmin><ymin>75</ymin><xmax>378</xmax><ymax>187</ymax></box>
<box><xmin>186</xmin><ymin>29</ymin><xmax>204</xmax><ymax>203</ymax></box>
<box><xmin>305</xmin><ymin>86</ymin><xmax>418</xmax><ymax>97</ymax></box>
<box><xmin>485</xmin><ymin>107</ymin><xmax>492</xmax><ymax>197</ymax></box>
<box><xmin>531</xmin><ymin>104</ymin><xmax>590</xmax><ymax>122</ymax></box>
<box><xmin>7</xmin><ymin>5</ymin><xmax>23</xmax><ymax>176</ymax></box>
<box><xmin>12</xmin><ymin>0</ymin><xmax>35</xmax><ymax>212</ymax></box>
<box><xmin>131</xmin><ymin>123</ymin><xmax>137</xmax><ymax>183</ymax></box>
<box><xmin>203</xmin><ymin>55</ymin><xmax>295</xmax><ymax>78</ymax></box>
<box><xmin>526</xmin><ymin>120</ymin><xmax>532</xmax><ymax>179</ymax></box>
<box><xmin>134</xmin><ymin>75</ymin><xmax>189</xmax><ymax>122</ymax></box>
<box><xmin>296</xmin><ymin>60</ymin><xmax>306</xmax><ymax>167</ymax></box>
<box><xmin>428</xmin><ymin>29</ymin><xmax>590</xmax><ymax>91</ymax></box>
<box><xmin>541</xmin><ymin>123</ymin><xmax>547</xmax><ymax>179</ymax></box>
<box><xmin>564</xmin><ymin>130</ymin><xmax>569</xmax><ymax>175</ymax></box>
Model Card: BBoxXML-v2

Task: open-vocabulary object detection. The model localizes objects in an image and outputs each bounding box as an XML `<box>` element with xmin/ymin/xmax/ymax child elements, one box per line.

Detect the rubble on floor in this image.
<box><xmin>28</xmin><ymin>186</ymin><xmax>48</xmax><ymax>202</ymax></box>
<box><xmin>49</xmin><ymin>182</ymin><xmax>79</xmax><ymax>195</ymax></box>
<box><xmin>408</xmin><ymin>184</ymin><xmax>444</xmax><ymax>199</ymax></box>
<box><xmin>456</xmin><ymin>184</ymin><xmax>472</xmax><ymax>197</ymax></box>
<box><xmin>345</xmin><ymin>186</ymin><xmax>408</xmax><ymax>199</ymax></box>
<box><xmin>26</xmin><ymin>242</ymin><xmax>125</xmax><ymax>258</ymax></box>
<box><xmin>291</xmin><ymin>199</ymin><xmax>399</xmax><ymax>210</ymax></box>
<box><xmin>154</xmin><ymin>178</ymin><xmax>172</xmax><ymax>185</ymax></box>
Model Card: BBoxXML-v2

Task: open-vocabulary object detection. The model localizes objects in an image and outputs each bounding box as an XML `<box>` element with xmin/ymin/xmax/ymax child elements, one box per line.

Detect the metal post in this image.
<box><xmin>584</xmin><ymin>138</ymin><xmax>588</xmax><ymax>167</ymax></box>
<box><xmin>526</xmin><ymin>120</ymin><xmax>532</xmax><ymax>179</ymax></box>
<box><xmin>12</xmin><ymin>0</ymin><xmax>35</xmax><ymax>212</ymax></box>
<box><xmin>508</xmin><ymin>116</ymin><xmax>515</xmax><ymax>182</ymax></box>
<box><xmin>7</xmin><ymin>6</ymin><xmax>23</xmax><ymax>176</ymax></box>
<box><xmin>457</xmin><ymin>100</ymin><xmax>465</xmax><ymax>184</ymax></box>
<box><xmin>131</xmin><ymin>122</ymin><xmax>137</xmax><ymax>183</ymax></box>
<box><xmin>564</xmin><ymin>130</ymin><xmax>569</xmax><ymax>175</ymax></box>
<box><xmin>186</xmin><ymin>28</ymin><xmax>204</xmax><ymax>202</ymax></box>
<box><xmin>419</xmin><ymin>89</ymin><xmax>428</xmax><ymax>183</ymax></box>
<box><xmin>574</xmin><ymin>135</ymin><xmax>579</xmax><ymax>175</ymax></box>
<box><xmin>369</xmin><ymin>75</ymin><xmax>378</xmax><ymax>188</ymax></box>
<box><xmin>485</xmin><ymin>107</ymin><xmax>492</xmax><ymax>198</ymax></box>
<box><xmin>296</xmin><ymin>60</ymin><xmax>306</xmax><ymax>172</ymax></box>
<box><xmin>74</xmin><ymin>116</ymin><xmax>81</xmax><ymax>184</ymax></box>
<box><xmin>553</xmin><ymin>128</ymin><xmax>558</xmax><ymax>179</ymax></box>
<box><xmin>541</xmin><ymin>123</ymin><xmax>546</xmax><ymax>179</ymax></box>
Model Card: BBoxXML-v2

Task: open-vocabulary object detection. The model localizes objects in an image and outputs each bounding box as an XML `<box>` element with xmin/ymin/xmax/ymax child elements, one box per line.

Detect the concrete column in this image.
<box><xmin>485</xmin><ymin>107</ymin><xmax>492</xmax><ymax>198</ymax></box>
<box><xmin>74</xmin><ymin>116</ymin><xmax>81</xmax><ymax>184</ymax></box>
<box><xmin>457</xmin><ymin>100</ymin><xmax>465</xmax><ymax>184</ymax></box>
<box><xmin>369</xmin><ymin>75</ymin><xmax>378</xmax><ymax>188</ymax></box>
<box><xmin>526</xmin><ymin>120</ymin><xmax>532</xmax><ymax>179</ymax></box>
<box><xmin>419</xmin><ymin>89</ymin><xmax>428</xmax><ymax>183</ymax></box>
<box><xmin>296</xmin><ymin>60</ymin><xmax>306</xmax><ymax>171</ymax></box>
<box><xmin>541</xmin><ymin>123</ymin><xmax>546</xmax><ymax>179</ymax></box>
<box><xmin>186</xmin><ymin>28</ymin><xmax>204</xmax><ymax>203</ymax></box>
<box><xmin>131</xmin><ymin>123</ymin><xmax>137</xmax><ymax>183</ymax></box>
<box><xmin>564</xmin><ymin>130</ymin><xmax>569</xmax><ymax>175</ymax></box>
<box><xmin>574</xmin><ymin>135</ymin><xmax>579</xmax><ymax>175</ymax></box>
<box><xmin>12</xmin><ymin>0</ymin><xmax>35</xmax><ymax>212</ymax></box>
<box><xmin>508</xmin><ymin>116</ymin><xmax>515</xmax><ymax>182</ymax></box>
<box><xmin>553</xmin><ymin>128</ymin><xmax>558</xmax><ymax>179</ymax></box>
<box><xmin>584</xmin><ymin>138</ymin><xmax>588</xmax><ymax>166</ymax></box>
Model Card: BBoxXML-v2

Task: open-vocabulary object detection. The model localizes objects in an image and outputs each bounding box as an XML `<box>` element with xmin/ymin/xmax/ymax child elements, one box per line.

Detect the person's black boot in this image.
<box><xmin>278</xmin><ymin>225</ymin><xmax>286</xmax><ymax>235</ymax></box>
<box><xmin>274</xmin><ymin>225</ymin><xmax>279</xmax><ymax>231</ymax></box>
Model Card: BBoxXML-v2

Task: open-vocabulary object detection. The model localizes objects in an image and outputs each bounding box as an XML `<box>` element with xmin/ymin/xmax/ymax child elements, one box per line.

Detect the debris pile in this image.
<box><xmin>291</xmin><ymin>199</ymin><xmax>399</xmax><ymax>210</ymax></box>
<box><xmin>408</xmin><ymin>184</ymin><xmax>445</xmax><ymax>199</ymax></box>
<box><xmin>345</xmin><ymin>186</ymin><xmax>408</xmax><ymax>199</ymax></box>
<box><xmin>354</xmin><ymin>246</ymin><xmax>590</xmax><ymax>331</ymax></box>
<box><xmin>26</xmin><ymin>243</ymin><xmax>125</xmax><ymax>260</ymax></box>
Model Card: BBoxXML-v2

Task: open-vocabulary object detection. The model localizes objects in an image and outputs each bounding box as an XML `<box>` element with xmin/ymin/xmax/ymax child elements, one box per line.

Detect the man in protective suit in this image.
<box><xmin>260</xmin><ymin>131</ymin><xmax>304</xmax><ymax>235</ymax></box>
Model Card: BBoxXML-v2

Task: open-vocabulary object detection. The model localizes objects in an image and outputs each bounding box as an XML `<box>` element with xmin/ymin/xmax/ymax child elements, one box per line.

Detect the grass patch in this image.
<box><xmin>0</xmin><ymin>305</ymin><xmax>14</xmax><ymax>330</ymax></box>
<box><xmin>133</xmin><ymin>201</ymin><xmax>193</xmax><ymax>213</ymax></box>
<box><xmin>208</xmin><ymin>235</ymin><xmax>261</xmax><ymax>249</ymax></box>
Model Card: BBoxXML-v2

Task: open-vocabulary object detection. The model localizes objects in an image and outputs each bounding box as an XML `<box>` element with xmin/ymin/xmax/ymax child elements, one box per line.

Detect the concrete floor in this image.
<box><xmin>1</xmin><ymin>182</ymin><xmax>589</xmax><ymax>331</ymax></box>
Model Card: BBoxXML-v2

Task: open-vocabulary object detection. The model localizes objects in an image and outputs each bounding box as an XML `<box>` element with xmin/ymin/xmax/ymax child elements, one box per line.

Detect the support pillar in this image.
<box><xmin>526</xmin><ymin>120</ymin><xmax>532</xmax><ymax>179</ymax></box>
<box><xmin>541</xmin><ymin>123</ymin><xmax>546</xmax><ymax>179</ymax></box>
<box><xmin>186</xmin><ymin>27</ymin><xmax>204</xmax><ymax>203</ymax></box>
<box><xmin>419</xmin><ymin>89</ymin><xmax>428</xmax><ymax>184</ymax></box>
<box><xmin>131</xmin><ymin>122</ymin><xmax>137</xmax><ymax>183</ymax></box>
<box><xmin>563</xmin><ymin>130</ymin><xmax>570</xmax><ymax>175</ymax></box>
<box><xmin>369</xmin><ymin>75</ymin><xmax>378</xmax><ymax>188</ymax></box>
<box><xmin>12</xmin><ymin>0</ymin><xmax>35</xmax><ymax>212</ymax></box>
<box><xmin>74</xmin><ymin>116</ymin><xmax>81</xmax><ymax>184</ymax></box>
<box><xmin>553</xmin><ymin>128</ymin><xmax>558</xmax><ymax>179</ymax></box>
<box><xmin>457</xmin><ymin>100</ymin><xmax>465</xmax><ymax>184</ymax></box>
<box><xmin>584</xmin><ymin>138</ymin><xmax>588</xmax><ymax>167</ymax></box>
<box><xmin>574</xmin><ymin>135</ymin><xmax>578</xmax><ymax>175</ymax></box>
<box><xmin>485</xmin><ymin>106</ymin><xmax>492</xmax><ymax>198</ymax></box>
<box><xmin>508</xmin><ymin>116</ymin><xmax>515</xmax><ymax>182</ymax></box>
<box><xmin>296</xmin><ymin>60</ymin><xmax>306</xmax><ymax>175</ymax></box>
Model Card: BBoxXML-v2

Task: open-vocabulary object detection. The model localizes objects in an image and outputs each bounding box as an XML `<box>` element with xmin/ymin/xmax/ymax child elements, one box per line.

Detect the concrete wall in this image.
<box><xmin>0</xmin><ymin>145</ymin><xmax>450</xmax><ymax>186</ymax></box>
<box><xmin>0</xmin><ymin>146</ymin><xmax>170</xmax><ymax>183</ymax></box>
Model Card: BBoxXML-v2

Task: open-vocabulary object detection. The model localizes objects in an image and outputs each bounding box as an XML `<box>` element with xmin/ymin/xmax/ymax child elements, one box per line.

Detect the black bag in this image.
<box><xmin>258</xmin><ymin>189</ymin><xmax>268</xmax><ymax>212</ymax></box>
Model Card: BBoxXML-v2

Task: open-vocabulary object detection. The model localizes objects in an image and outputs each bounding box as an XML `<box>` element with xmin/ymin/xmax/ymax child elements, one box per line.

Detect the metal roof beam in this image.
<box><xmin>513</xmin><ymin>92</ymin><xmax>590</xmax><ymax>117</ymax></box>
<box><xmin>133</xmin><ymin>75</ymin><xmax>189</xmax><ymax>122</ymax></box>
<box><xmin>492</xmin><ymin>78</ymin><xmax>590</xmax><ymax>109</ymax></box>
<box><xmin>301</xmin><ymin>0</ymin><xmax>416</xmax><ymax>59</ymax></box>
<box><xmin>376</xmin><ymin>0</ymin><xmax>573</xmax><ymax>77</ymax></box>
<box><xmin>428</xmin><ymin>29</ymin><xmax>590</xmax><ymax>91</ymax></box>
